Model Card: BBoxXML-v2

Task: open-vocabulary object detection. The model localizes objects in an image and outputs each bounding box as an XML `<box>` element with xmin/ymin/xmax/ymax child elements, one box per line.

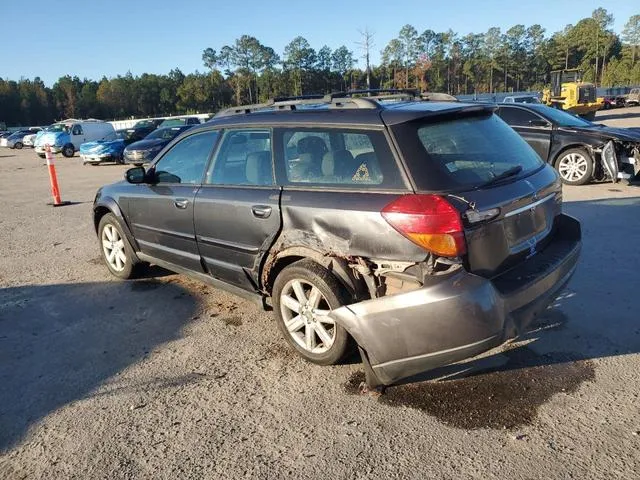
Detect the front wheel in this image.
<box><xmin>272</xmin><ymin>259</ymin><xmax>353</xmax><ymax>365</ymax></box>
<box><xmin>62</xmin><ymin>144</ymin><xmax>75</xmax><ymax>158</ymax></box>
<box><xmin>97</xmin><ymin>213</ymin><xmax>139</xmax><ymax>279</ymax></box>
<box><xmin>14</xmin><ymin>142</ymin><xmax>23</xmax><ymax>149</ymax></box>
<box><xmin>555</xmin><ymin>148</ymin><xmax>594</xmax><ymax>186</ymax></box>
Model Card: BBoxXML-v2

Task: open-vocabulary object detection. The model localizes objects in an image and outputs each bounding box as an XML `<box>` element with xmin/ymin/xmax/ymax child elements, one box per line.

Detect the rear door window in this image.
<box><xmin>497</xmin><ymin>107</ymin><xmax>539</xmax><ymax>126</ymax></box>
<box><xmin>275</xmin><ymin>128</ymin><xmax>404</xmax><ymax>189</ymax></box>
<box><xmin>408</xmin><ymin>113</ymin><xmax>543</xmax><ymax>190</ymax></box>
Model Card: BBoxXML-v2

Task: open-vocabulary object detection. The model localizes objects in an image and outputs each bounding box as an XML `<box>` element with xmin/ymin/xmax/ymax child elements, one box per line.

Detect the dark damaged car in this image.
<box><xmin>497</xmin><ymin>103</ymin><xmax>640</xmax><ymax>185</ymax></box>
<box><xmin>123</xmin><ymin>125</ymin><xmax>192</xmax><ymax>165</ymax></box>
<box><xmin>93</xmin><ymin>91</ymin><xmax>581</xmax><ymax>387</ymax></box>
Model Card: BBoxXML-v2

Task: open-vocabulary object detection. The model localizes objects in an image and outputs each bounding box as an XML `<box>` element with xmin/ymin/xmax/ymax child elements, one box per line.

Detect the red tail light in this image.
<box><xmin>381</xmin><ymin>194</ymin><xmax>466</xmax><ymax>257</ymax></box>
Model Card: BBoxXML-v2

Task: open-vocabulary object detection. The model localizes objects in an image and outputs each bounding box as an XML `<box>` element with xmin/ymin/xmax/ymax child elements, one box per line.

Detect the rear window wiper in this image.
<box><xmin>478</xmin><ymin>165</ymin><xmax>523</xmax><ymax>189</ymax></box>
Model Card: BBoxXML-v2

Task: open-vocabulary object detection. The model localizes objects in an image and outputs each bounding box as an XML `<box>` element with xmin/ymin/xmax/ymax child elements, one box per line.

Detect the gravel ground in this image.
<box><xmin>1</xmin><ymin>107</ymin><xmax>640</xmax><ymax>479</ymax></box>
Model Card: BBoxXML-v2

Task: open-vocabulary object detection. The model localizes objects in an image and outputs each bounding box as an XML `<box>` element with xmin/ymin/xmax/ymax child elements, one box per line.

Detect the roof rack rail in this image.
<box><xmin>213</xmin><ymin>88</ymin><xmax>457</xmax><ymax>118</ymax></box>
<box><xmin>333</xmin><ymin>88</ymin><xmax>420</xmax><ymax>99</ymax></box>
<box><xmin>272</xmin><ymin>94</ymin><xmax>327</xmax><ymax>102</ymax></box>
<box><xmin>214</xmin><ymin>93</ymin><xmax>382</xmax><ymax>118</ymax></box>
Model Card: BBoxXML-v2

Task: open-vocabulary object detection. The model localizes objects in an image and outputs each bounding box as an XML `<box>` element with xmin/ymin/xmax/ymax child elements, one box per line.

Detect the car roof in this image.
<box><xmin>198</xmin><ymin>99</ymin><xmax>493</xmax><ymax>130</ymax></box>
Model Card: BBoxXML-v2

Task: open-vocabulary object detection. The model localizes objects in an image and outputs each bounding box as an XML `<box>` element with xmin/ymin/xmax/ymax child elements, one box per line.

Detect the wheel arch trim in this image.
<box><xmin>93</xmin><ymin>197</ymin><xmax>140</xmax><ymax>254</ymax></box>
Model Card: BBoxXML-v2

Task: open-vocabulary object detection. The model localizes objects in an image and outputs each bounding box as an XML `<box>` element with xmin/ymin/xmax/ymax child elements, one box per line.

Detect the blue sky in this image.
<box><xmin>3</xmin><ymin>0</ymin><xmax>635</xmax><ymax>86</ymax></box>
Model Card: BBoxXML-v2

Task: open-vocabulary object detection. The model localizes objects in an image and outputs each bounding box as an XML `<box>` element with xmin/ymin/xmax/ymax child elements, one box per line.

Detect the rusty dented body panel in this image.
<box><xmin>261</xmin><ymin>189</ymin><xmax>427</xmax><ymax>292</ymax></box>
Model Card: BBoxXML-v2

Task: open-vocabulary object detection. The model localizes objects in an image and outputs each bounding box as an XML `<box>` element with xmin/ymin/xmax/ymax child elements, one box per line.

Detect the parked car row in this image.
<box><xmin>80</xmin><ymin>125</ymin><xmax>193</xmax><ymax>165</ymax></box>
<box><xmin>0</xmin><ymin>127</ymin><xmax>41</xmax><ymax>149</ymax></box>
<box><xmin>34</xmin><ymin>119</ymin><xmax>115</xmax><ymax>158</ymax></box>
<box><xmin>25</xmin><ymin>115</ymin><xmax>202</xmax><ymax>164</ymax></box>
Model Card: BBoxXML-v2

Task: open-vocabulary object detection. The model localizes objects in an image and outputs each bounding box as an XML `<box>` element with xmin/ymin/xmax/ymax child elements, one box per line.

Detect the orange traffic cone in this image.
<box><xmin>45</xmin><ymin>144</ymin><xmax>70</xmax><ymax>207</ymax></box>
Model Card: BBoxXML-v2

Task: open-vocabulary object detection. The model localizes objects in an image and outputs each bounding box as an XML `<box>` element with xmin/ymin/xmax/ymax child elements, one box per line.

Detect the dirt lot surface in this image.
<box><xmin>1</xmin><ymin>107</ymin><xmax>640</xmax><ymax>479</ymax></box>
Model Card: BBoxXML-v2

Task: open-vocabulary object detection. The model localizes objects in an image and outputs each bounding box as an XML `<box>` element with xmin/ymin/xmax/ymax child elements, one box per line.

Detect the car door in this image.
<box><xmin>70</xmin><ymin>124</ymin><xmax>86</xmax><ymax>148</ymax></box>
<box><xmin>497</xmin><ymin>106</ymin><xmax>552</xmax><ymax>161</ymax></box>
<box><xmin>194</xmin><ymin>128</ymin><xmax>281</xmax><ymax>290</ymax></box>
<box><xmin>126</xmin><ymin>130</ymin><xmax>219</xmax><ymax>272</ymax></box>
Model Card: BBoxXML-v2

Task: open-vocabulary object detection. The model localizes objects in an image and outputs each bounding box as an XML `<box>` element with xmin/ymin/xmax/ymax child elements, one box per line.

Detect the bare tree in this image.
<box><xmin>356</xmin><ymin>28</ymin><xmax>375</xmax><ymax>89</ymax></box>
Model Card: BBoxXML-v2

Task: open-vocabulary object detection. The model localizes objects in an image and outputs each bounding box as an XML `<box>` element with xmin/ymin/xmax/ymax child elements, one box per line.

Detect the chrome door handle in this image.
<box><xmin>251</xmin><ymin>205</ymin><xmax>272</xmax><ymax>218</ymax></box>
<box><xmin>174</xmin><ymin>198</ymin><xmax>189</xmax><ymax>209</ymax></box>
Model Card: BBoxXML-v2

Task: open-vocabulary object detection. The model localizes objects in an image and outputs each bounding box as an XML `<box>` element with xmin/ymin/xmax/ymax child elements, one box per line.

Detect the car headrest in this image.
<box><xmin>297</xmin><ymin>136</ymin><xmax>328</xmax><ymax>157</ymax></box>
<box><xmin>245</xmin><ymin>151</ymin><xmax>272</xmax><ymax>185</ymax></box>
<box><xmin>322</xmin><ymin>150</ymin><xmax>355</xmax><ymax>177</ymax></box>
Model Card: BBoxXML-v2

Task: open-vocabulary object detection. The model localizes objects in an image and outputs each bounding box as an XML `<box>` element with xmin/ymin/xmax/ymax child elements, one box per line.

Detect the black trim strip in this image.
<box><xmin>197</xmin><ymin>235</ymin><xmax>259</xmax><ymax>254</ymax></box>
<box><xmin>133</xmin><ymin>223</ymin><xmax>195</xmax><ymax>241</ymax></box>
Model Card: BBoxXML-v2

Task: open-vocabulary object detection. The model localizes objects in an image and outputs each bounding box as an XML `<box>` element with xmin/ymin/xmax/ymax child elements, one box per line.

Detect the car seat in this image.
<box><xmin>321</xmin><ymin>150</ymin><xmax>357</xmax><ymax>182</ymax></box>
<box><xmin>290</xmin><ymin>136</ymin><xmax>328</xmax><ymax>181</ymax></box>
<box><xmin>245</xmin><ymin>151</ymin><xmax>273</xmax><ymax>185</ymax></box>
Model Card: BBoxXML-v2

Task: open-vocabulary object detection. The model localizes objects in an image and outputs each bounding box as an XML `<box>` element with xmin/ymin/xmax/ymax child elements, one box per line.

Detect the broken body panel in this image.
<box><xmin>266</xmin><ymin>157</ymin><xmax>580</xmax><ymax>387</ymax></box>
<box><xmin>331</xmin><ymin>214</ymin><xmax>580</xmax><ymax>386</ymax></box>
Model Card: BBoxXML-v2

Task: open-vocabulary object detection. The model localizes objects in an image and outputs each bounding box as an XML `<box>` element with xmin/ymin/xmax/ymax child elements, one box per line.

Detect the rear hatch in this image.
<box><xmin>390</xmin><ymin>109</ymin><xmax>562</xmax><ymax>278</ymax></box>
<box><xmin>453</xmin><ymin>167</ymin><xmax>561</xmax><ymax>277</ymax></box>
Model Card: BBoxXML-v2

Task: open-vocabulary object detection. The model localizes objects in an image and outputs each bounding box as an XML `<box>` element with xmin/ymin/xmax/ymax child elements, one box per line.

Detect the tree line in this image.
<box><xmin>1</xmin><ymin>8</ymin><xmax>639</xmax><ymax>127</ymax></box>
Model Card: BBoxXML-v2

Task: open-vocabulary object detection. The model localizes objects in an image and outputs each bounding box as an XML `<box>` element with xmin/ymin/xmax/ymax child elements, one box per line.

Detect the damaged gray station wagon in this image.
<box><xmin>93</xmin><ymin>90</ymin><xmax>582</xmax><ymax>387</ymax></box>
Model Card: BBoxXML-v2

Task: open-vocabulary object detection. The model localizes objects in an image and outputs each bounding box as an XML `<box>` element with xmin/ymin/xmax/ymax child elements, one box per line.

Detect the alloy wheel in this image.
<box><xmin>558</xmin><ymin>152</ymin><xmax>588</xmax><ymax>182</ymax></box>
<box><xmin>101</xmin><ymin>224</ymin><xmax>127</xmax><ymax>272</ymax></box>
<box><xmin>279</xmin><ymin>279</ymin><xmax>336</xmax><ymax>354</ymax></box>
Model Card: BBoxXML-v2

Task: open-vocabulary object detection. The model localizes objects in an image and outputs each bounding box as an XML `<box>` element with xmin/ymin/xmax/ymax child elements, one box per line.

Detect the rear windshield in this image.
<box><xmin>406</xmin><ymin>113</ymin><xmax>543</xmax><ymax>190</ymax></box>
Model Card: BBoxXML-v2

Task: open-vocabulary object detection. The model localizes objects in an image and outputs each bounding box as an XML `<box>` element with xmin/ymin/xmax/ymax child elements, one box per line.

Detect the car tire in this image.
<box><xmin>14</xmin><ymin>142</ymin><xmax>23</xmax><ymax>149</ymax></box>
<box><xmin>272</xmin><ymin>259</ymin><xmax>353</xmax><ymax>365</ymax></box>
<box><xmin>98</xmin><ymin>213</ymin><xmax>140</xmax><ymax>280</ymax></box>
<box><xmin>62</xmin><ymin>144</ymin><xmax>75</xmax><ymax>158</ymax></box>
<box><xmin>555</xmin><ymin>148</ymin><xmax>594</xmax><ymax>186</ymax></box>
<box><xmin>37</xmin><ymin>153</ymin><xmax>46</xmax><ymax>159</ymax></box>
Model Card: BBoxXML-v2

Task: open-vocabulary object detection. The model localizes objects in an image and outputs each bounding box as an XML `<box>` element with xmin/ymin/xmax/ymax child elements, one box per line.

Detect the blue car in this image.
<box><xmin>80</xmin><ymin>130</ymin><xmax>135</xmax><ymax>165</ymax></box>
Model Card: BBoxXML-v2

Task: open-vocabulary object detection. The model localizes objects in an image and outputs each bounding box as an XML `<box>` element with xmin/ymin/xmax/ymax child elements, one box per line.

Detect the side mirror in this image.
<box><xmin>125</xmin><ymin>166</ymin><xmax>146</xmax><ymax>184</ymax></box>
<box><xmin>529</xmin><ymin>119</ymin><xmax>550</xmax><ymax>128</ymax></box>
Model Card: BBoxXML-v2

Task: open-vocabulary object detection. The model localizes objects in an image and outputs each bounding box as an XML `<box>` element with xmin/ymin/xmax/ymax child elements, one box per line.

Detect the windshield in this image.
<box><xmin>107</xmin><ymin>130</ymin><xmax>126</xmax><ymax>140</ymax></box>
<box><xmin>159</xmin><ymin>118</ymin><xmax>188</xmax><ymax>127</ymax></box>
<box><xmin>47</xmin><ymin>124</ymin><xmax>71</xmax><ymax>133</ymax></box>
<box><xmin>533</xmin><ymin>106</ymin><xmax>593</xmax><ymax>127</ymax></box>
<box><xmin>134</xmin><ymin>120</ymin><xmax>154</xmax><ymax>128</ymax></box>
<box><xmin>412</xmin><ymin>113</ymin><xmax>543</xmax><ymax>190</ymax></box>
<box><xmin>145</xmin><ymin>127</ymin><xmax>184</xmax><ymax>140</ymax></box>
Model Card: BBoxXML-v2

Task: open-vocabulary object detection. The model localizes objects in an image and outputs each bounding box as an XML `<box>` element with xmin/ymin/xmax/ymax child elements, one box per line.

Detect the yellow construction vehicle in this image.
<box><xmin>541</xmin><ymin>69</ymin><xmax>603</xmax><ymax>120</ymax></box>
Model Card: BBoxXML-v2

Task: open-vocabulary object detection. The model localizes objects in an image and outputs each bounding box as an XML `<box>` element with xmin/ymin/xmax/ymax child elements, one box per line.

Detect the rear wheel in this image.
<box><xmin>555</xmin><ymin>148</ymin><xmax>593</xmax><ymax>186</ymax></box>
<box><xmin>273</xmin><ymin>259</ymin><xmax>352</xmax><ymax>365</ymax></box>
<box><xmin>62</xmin><ymin>144</ymin><xmax>75</xmax><ymax>158</ymax></box>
